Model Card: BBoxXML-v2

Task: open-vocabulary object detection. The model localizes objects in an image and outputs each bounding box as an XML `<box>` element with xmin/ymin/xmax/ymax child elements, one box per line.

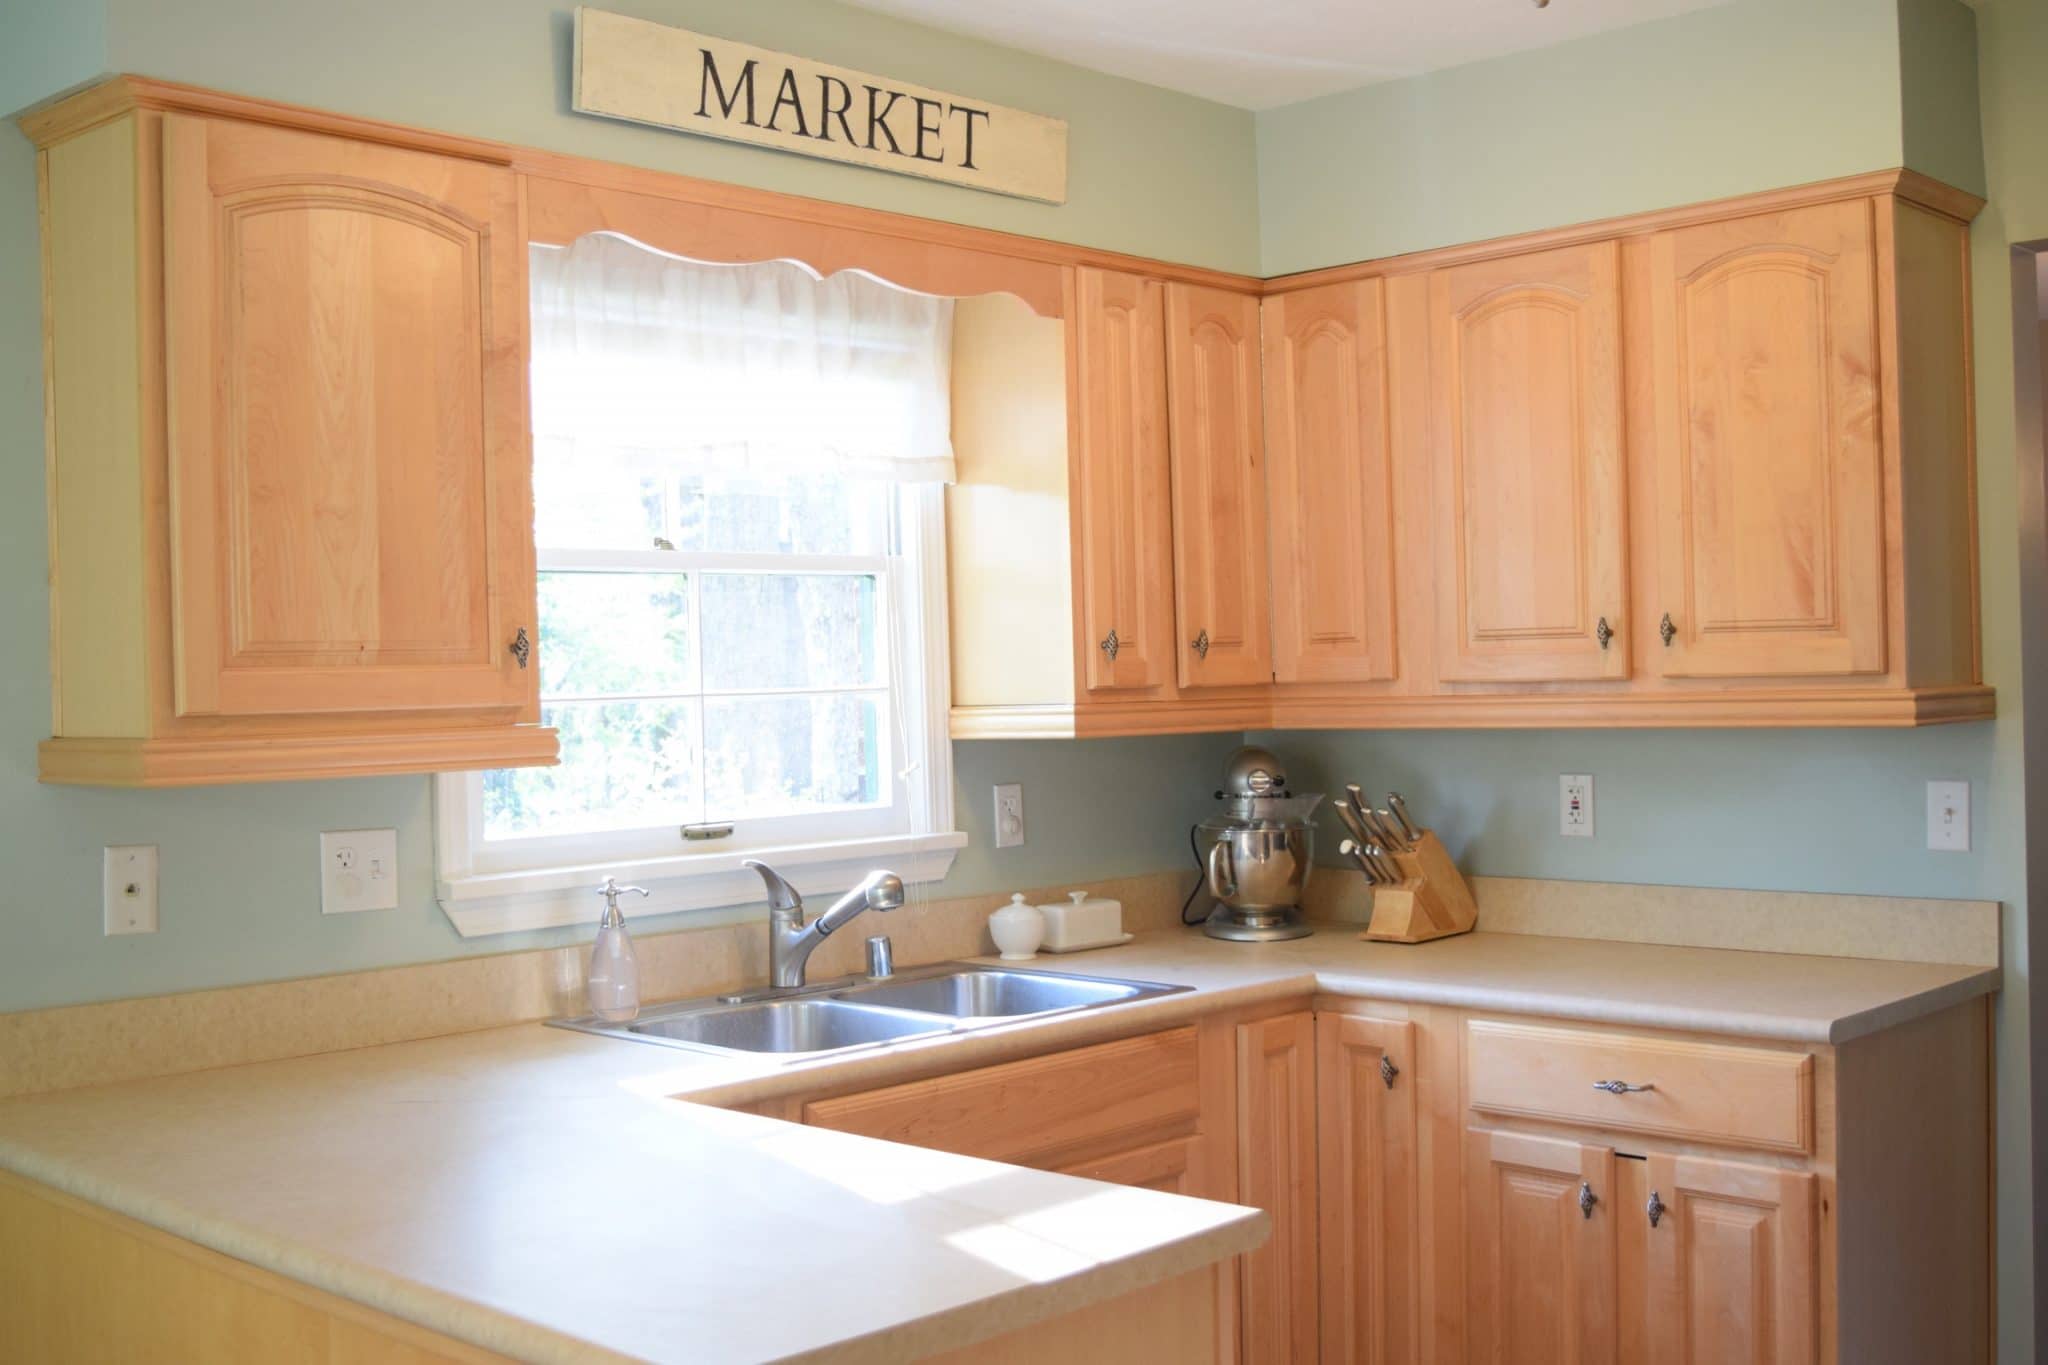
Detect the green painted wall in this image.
<box><xmin>0</xmin><ymin>0</ymin><xmax>1250</xmax><ymax>1016</ymax></box>
<box><xmin>1255</xmin><ymin>0</ymin><xmax>1914</xmax><ymax>276</ymax></box>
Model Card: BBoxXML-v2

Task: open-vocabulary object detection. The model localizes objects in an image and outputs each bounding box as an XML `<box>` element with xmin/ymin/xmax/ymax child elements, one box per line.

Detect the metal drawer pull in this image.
<box><xmin>1380</xmin><ymin>1054</ymin><xmax>1399</xmax><ymax>1090</ymax></box>
<box><xmin>1596</xmin><ymin>616</ymin><xmax>1613</xmax><ymax>649</ymax></box>
<box><xmin>1659</xmin><ymin>613</ymin><xmax>1678</xmax><ymax>647</ymax></box>
<box><xmin>509</xmin><ymin>627</ymin><xmax>531</xmax><ymax>669</ymax></box>
<box><xmin>1579</xmin><ymin>1181</ymin><xmax>1598</xmax><ymax>1219</ymax></box>
<box><xmin>1192</xmin><ymin>628</ymin><xmax>1211</xmax><ymax>659</ymax></box>
<box><xmin>1647</xmin><ymin>1190</ymin><xmax>1666</xmax><ymax>1228</ymax></box>
<box><xmin>1591</xmin><ymin>1079</ymin><xmax>1655</xmax><ymax>1095</ymax></box>
<box><xmin>1099</xmin><ymin>628</ymin><xmax>1120</xmax><ymax>662</ymax></box>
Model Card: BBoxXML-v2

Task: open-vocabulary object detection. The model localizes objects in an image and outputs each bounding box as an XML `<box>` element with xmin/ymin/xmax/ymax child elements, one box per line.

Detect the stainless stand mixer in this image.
<box><xmin>1193</xmin><ymin>746</ymin><xmax>1320</xmax><ymax>942</ymax></box>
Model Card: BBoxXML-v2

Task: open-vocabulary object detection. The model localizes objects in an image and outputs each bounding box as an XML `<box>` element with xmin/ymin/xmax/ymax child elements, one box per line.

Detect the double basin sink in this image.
<box><xmin>552</xmin><ymin>963</ymin><xmax>1187</xmax><ymax>1059</ymax></box>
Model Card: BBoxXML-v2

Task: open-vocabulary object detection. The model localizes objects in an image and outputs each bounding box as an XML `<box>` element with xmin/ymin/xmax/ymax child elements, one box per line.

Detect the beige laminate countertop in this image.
<box><xmin>0</xmin><ymin>925</ymin><xmax>1997</xmax><ymax>1364</ymax></box>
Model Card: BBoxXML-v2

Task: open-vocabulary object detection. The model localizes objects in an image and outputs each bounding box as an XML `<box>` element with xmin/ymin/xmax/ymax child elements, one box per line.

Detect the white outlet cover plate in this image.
<box><xmin>321</xmin><ymin>828</ymin><xmax>400</xmax><ymax>913</ymax></box>
<box><xmin>1559</xmin><ymin>774</ymin><xmax>1595</xmax><ymax>838</ymax></box>
<box><xmin>993</xmin><ymin>783</ymin><xmax>1025</xmax><ymax>849</ymax></box>
<box><xmin>103</xmin><ymin>845</ymin><xmax>159</xmax><ymax>935</ymax></box>
<box><xmin>1927</xmin><ymin>780</ymin><xmax>1970</xmax><ymax>852</ymax></box>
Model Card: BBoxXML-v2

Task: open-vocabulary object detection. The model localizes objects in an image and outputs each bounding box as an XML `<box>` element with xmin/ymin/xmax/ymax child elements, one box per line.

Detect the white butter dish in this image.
<box><xmin>1038</xmin><ymin>890</ymin><xmax>1122</xmax><ymax>951</ymax></box>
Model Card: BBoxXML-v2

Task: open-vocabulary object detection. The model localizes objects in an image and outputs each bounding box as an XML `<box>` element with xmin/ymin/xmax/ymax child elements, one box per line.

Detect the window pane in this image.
<box><xmin>704</xmin><ymin>693</ymin><xmax>883</xmax><ymax>818</ymax></box>
<box><xmin>678</xmin><ymin>470</ymin><xmax>891</xmax><ymax>556</ymax></box>
<box><xmin>532</xmin><ymin>441</ymin><xmax>666</xmax><ymax>549</ymax></box>
<box><xmin>700</xmin><ymin>574</ymin><xmax>880</xmax><ymax>692</ymax></box>
<box><xmin>484</xmin><ymin>701</ymin><xmax>699</xmax><ymax>839</ymax></box>
<box><xmin>538</xmin><ymin>571</ymin><xmax>694</xmax><ymax>698</ymax></box>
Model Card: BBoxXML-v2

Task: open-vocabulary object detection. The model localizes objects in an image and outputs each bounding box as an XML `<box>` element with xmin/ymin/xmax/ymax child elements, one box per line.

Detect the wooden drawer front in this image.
<box><xmin>802</xmin><ymin>1027</ymin><xmax>1201</xmax><ymax>1167</ymax></box>
<box><xmin>1465</xmin><ymin>1020</ymin><xmax>1813</xmax><ymax>1154</ymax></box>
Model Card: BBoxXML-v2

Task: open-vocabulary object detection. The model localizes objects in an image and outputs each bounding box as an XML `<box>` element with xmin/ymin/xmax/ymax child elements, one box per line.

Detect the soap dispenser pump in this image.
<box><xmin>588</xmin><ymin>877</ymin><xmax>649</xmax><ymax>1022</ymax></box>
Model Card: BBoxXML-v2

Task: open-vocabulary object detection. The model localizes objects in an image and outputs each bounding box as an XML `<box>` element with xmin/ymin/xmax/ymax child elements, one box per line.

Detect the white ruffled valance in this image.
<box><xmin>530</xmin><ymin>233</ymin><xmax>956</xmax><ymax>484</ymax></box>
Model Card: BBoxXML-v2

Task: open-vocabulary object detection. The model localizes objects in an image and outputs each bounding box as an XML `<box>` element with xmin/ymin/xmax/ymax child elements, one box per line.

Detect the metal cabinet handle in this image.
<box><xmin>1647</xmin><ymin>1190</ymin><xmax>1666</xmax><ymax>1228</ymax></box>
<box><xmin>1592</xmin><ymin>1079</ymin><xmax>1655</xmax><ymax>1095</ymax></box>
<box><xmin>1659</xmin><ymin>613</ymin><xmax>1677</xmax><ymax>647</ymax></box>
<box><xmin>1380</xmin><ymin>1054</ymin><xmax>1399</xmax><ymax>1090</ymax></box>
<box><xmin>509</xmin><ymin>627</ymin><xmax>532</xmax><ymax>669</ymax></box>
<box><xmin>1579</xmin><ymin>1181</ymin><xmax>1599</xmax><ymax>1219</ymax></box>
<box><xmin>1192</xmin><ymin>629</ymin><xmax>1210</xmax><ymax>660</ymax></box>
<box><xmin>1596</xmin><ymin>616</ymin><xmax>1613</xmax><ymax>650</ymax></box>
<box><xmin>1099</xmin><ymin>628</ymin><xmax>1120</xmax><ymax>662</ymax></box>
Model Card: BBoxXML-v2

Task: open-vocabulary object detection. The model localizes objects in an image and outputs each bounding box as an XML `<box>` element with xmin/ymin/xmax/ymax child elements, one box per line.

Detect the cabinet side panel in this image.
<box><xmin>43</xmin><ymin>118</ymin><xmax>151</xmax><ymax>739</ymax></box>
<box><xmin>1892</xmin><ymin>201</ymin><xmax>1979</xmax><ymax>688</ymax></box>
<box><xmin>1832</xmin><ymin>999</ymin><xmax>1991</xmax><ymax>1363</ymax></box>
<box><xmin>947</xmin><ymin>292</ymin><xmax>1074</xmax><ymax>708</ymax></box>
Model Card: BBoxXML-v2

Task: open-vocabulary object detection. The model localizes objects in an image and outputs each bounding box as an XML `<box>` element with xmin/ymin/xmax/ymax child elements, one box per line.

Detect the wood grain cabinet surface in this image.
<box><xmin>1235</xmin><ymin>1011</ymin><xmax>1319</xmax><ymax>1365</ymax></box>
<box><xmin>1071</xmin><ymin>267</ymin><xmax>1180</xmax><ymax>698</ymax></box>
<box><xmin>31</xmin><ymin>94</ymin><xmax>554</xmax><ymax>785</ymax></box>
<box><xmin>1427</xmin><ymin>241</ymin><xmax>1629</xmax><ymax>685</ymax></box>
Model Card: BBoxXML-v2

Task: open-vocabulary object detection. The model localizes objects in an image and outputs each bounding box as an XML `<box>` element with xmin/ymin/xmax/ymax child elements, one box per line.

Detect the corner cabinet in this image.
<box><xmin>31</xmin><ymin>100</ymin><xmax>553</xmax><ymax>784</ymax></box>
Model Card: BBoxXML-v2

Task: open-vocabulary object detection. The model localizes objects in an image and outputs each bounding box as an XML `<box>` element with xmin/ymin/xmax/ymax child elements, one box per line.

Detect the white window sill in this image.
<box><xmin>436</xmin><ymin>831</ymin><xmax>969</xmax><ymax>938</ymax></box>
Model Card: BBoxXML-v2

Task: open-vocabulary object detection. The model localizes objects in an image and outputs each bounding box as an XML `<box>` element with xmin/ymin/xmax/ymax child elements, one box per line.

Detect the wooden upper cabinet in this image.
<box><xmin>1167</xmin><ymin>283</ymin><xmax>1274</xmax><ymax>689</ymax></box>
<box><xmin>1262</xmin><ymin>280</ymin><xmax>1398</xmax><ymax>685</ymax></box>
<box><xmin>1072</xmin><ymin>267</ymin><xmax>1179</xmax><ymax>695</ymax></box>
<box><xmin>1646</xmin><ymin>200</ymin><xmax>1886</xmax><ymax>678</ymax></box>
<box><xmin>1429</xmin><ymin>242</ymin><xmax>1628</xmax><ymax>683</ymax></box>
<box><xmin>1642</xmin><ymin>1154</ymin><xmax>1817</xmax><ymax>1365</ymax></box>
<box><xmin>1465</xmin><ymin>1127</ymin><xmax>1618</xmax><ymax>1365</ymax></box>
<box><xmin>162</xmin><ymin>114</ymin><xmax>534</xmax><ymax>718</ymax></box>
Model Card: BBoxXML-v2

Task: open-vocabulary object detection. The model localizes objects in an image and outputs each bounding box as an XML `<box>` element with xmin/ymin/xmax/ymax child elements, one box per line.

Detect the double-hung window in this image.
<box><xmin>435</xmin><ymin>234</ymin><xmax>963</xmax><ymax>935</ymax></box>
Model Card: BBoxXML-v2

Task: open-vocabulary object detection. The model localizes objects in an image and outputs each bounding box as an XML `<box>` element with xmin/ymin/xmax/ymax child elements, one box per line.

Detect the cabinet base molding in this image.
<box><xmin>37</xmin><ymin>727</ymin><xmax>558</xmax><ymax>787</ymax></box>
<box><xmin>955</xmin><ymin>685</ymin><xmax>1994</xmax><ymax>738</ymax></box>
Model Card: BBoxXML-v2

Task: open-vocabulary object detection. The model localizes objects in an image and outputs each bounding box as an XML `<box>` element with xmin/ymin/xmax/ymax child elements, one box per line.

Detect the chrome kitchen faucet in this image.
<box><xmin>746</xmin><ymin>860</ymin><xmax>905</xmax><ymax>989</ymax></box>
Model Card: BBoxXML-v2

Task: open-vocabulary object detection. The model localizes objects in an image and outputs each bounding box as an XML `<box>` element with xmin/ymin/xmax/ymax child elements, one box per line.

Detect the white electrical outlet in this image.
<box><xmin>320</xmin><ymin>829</ymin><xmax>400</xmax><ymax>913</ymax></box>
<box><xmin>993</xmin><ymin>783</ymin><xmax>1025</xmax><ymax>849</ymax></box>
<box><xmin>1927</xmin><ymin>780</ymin><xmax>1970</xmax><ymax>852</ymax></box>
<box><xmin>103</xmin><ymin>845</ymin><xmax>159</xmax><ymax>936</ymax></box>
<box><xmin>1559</xmin><ymin>774</ymin><xmax>1595</xmax><ymax>838</ymax></box>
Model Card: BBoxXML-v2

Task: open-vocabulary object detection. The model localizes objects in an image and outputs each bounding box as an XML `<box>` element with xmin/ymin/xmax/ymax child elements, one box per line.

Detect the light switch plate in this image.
<box><xmin>320</xmin><ymin>829</ymin><xmax>400</xmax><ymax>913</ymax></box>
<box><xmin>993</xmin><ymin>784</ymin><xmax>1025</xmax><ymax>849</ymax></box>
<box><xmin>1927</xmin><ymin>780</ymin><xmax>1970</xmax><ymax>852</ymax></box>
<box><xmin>103</xmin><ymin>845</ymin><xmax>159</xmax><ymax>936</ymax></box>
<box><xmin>1559</xmin><ymin>774</ymin><xmax>1594</xmax><ymax>838</ymax></box>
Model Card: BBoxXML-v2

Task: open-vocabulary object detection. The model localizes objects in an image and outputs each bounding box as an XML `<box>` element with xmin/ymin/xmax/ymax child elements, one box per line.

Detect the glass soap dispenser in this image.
<box><xmin>588</xmin><ymin>877</ymin><xmax>650</xmax><ymax>1022</ymax></box>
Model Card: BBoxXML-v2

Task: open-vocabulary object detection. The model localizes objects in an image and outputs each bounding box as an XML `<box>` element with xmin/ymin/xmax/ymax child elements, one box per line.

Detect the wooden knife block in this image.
<box><xmin>1361</xmin><ymin>830</ymin><xmax>1478</xmax><ymax>944</ymax></box>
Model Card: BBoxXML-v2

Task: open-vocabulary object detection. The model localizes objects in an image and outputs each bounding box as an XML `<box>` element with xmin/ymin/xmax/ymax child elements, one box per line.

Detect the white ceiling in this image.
<box><xmin>839</xmin><ymin>0</ymin><xmax>1739</xmax><ymax>110</ymax></box>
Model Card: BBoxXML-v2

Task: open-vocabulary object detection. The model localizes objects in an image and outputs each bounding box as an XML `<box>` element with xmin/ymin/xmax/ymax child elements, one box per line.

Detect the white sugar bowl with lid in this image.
<box><xmin>989</xmin><ymin>893</ymin><xmax>1047</xmax><ymax>960</ymax></box>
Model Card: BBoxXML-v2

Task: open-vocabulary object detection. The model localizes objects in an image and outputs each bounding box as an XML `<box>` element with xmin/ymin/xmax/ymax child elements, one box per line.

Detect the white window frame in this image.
<box><xmin>434</xmin><ymin>483</ymin><xmax>962</xmax><ymax>937</ymax></box>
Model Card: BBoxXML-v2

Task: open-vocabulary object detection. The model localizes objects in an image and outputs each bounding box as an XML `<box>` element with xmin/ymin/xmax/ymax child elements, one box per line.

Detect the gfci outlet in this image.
<box><xmin>993</xmin><ymin>784</ymin><xmax>1025</xmax><ymax>849</ymax></box>
<box><xmin>1559</xmin><ymin>774</ymin><xmax>1595</xmax><ymax>838</ymax></box>
<box><xmin>320</xmin><ymin>829</ymin><xmax>400</xmax><ymax>914</ymax></box>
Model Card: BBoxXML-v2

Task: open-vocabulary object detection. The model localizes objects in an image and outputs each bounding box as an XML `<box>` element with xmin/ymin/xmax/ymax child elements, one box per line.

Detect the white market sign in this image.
<box><xmin>572</xmin><ymin>8</ymin><xmax>1069</xmax><ymax>205</ymax></box>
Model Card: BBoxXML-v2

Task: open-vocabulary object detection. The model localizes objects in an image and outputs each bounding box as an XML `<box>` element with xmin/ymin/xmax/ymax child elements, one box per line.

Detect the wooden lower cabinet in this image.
<box><xmin>1315</xmin><ymin>1013</ymin><xmax>1420</xmax><ymax>1365</ymax></box>
<box><xmin>1464</xmin><ymin>1128</ymin><xmax>1618</xmax><ymax>1365</ymax></box>
<box><xmin>1236</xmin><ymin>1012</ymin><xmax>1320</xmax><ymax>1365</ymax></box>
<box><xmin>1641</xmin><ymin>1153</ymin><xmax>1817</xmax><ymax>1365</ymax></box>
<box><xmin>778</xmin><ymin>997</ymin><xmax>1988</xmax><ymax>1365</ymax></box>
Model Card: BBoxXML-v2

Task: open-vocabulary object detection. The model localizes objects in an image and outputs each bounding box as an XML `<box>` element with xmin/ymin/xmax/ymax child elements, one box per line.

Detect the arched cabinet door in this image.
<box><xmin>162</xmin><ymin>113</ymin><xmax>533</xmax><ymax>718</ymax></box>
<box><xmin>1071</xmin><ymin>267</ymin><xmax>1178</xmax><ymax>695</ymax></box>
<box><xmin>1262</xmin><ymin>280</ymin><xmax>1398</xmax><ymax>685</ymax></box>
<box><xmin>1428</xmin><ymin>241</ymin><xmax>1629</xmax><ymax>683</ymax></box>
<box><xmin>1646</xmin><ymin>200</ymin><xmax>1886</xmax><ymax>678</ymax></box>
<box><xmin>1166</xmin><ymin>283</ymin><xmax>1273</xmax><ymax>689</ymax></box>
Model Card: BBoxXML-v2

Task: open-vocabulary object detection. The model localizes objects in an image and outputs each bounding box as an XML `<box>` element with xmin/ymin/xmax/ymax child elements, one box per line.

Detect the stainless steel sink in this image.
<box><xmin>837</xmin><ymin>968</ymin><xmax>1145</xmax><ymax>1018</ymax></box>
<box><xmin>550</xmin><ymin>962</ymin><xmax>1187</xmax><ymax>1060</ymax></box>
<box><xmin>623</xmin><ymin>998</ymin><xmax>949</xmax><ymax>1053</ymax></box>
